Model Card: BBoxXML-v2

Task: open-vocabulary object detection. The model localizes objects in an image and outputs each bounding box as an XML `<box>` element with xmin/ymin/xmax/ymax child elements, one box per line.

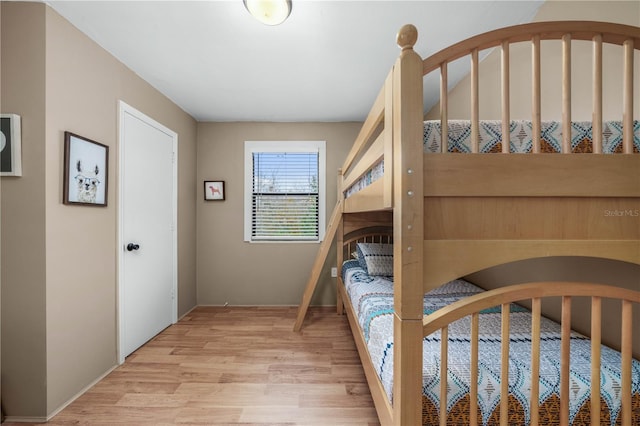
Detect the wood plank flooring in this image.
<box><xmin>9</xmin><ymin>307</ymin><xmax>380</xmax><ymax>425</ymax></box>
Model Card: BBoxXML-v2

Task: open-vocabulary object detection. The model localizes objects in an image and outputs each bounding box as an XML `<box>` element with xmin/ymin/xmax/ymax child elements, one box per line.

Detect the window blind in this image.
<box><xmin>251</xmin><ymin>152</ymin><xmax>319</xmax><ymax>240</ymax></box>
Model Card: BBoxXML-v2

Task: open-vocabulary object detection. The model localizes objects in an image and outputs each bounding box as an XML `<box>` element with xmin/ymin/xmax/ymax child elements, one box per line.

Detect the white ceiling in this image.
<box><xmin>46</xmin><ymin>1</ymin><xmax>544</xmax><ymax>122</ymax></box>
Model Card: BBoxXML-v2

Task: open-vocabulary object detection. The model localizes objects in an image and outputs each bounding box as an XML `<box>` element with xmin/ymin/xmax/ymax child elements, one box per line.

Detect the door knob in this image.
<box><xmin>126</xmin><ymin>243</ymin><xmax>140</xmax><ymax>251</ymax></box>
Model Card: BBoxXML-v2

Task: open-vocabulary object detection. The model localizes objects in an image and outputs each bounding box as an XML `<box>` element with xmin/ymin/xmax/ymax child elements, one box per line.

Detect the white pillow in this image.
<box><xmin>356</xmin><ymin>242</ymin><xmax>394</xmax><ymax>276</ymax></box>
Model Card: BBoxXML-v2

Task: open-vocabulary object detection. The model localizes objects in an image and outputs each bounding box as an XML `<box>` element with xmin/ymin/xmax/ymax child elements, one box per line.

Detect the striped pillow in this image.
<box><xmin>356</xmin><ymin>243</ymin><xmax>394</xmax><ymax>276</ymax></box>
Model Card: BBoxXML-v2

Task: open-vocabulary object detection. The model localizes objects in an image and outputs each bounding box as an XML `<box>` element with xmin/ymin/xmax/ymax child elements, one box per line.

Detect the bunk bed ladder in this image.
<box><xmin>293</xmin><ymin>200</ymin><xmax>343</xmax><ymax>331</ymax></box>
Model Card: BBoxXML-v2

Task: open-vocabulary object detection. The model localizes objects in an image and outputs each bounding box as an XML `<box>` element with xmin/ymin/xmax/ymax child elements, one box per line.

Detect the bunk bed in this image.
<box><xmin>318</xmin><ymin>21</ymin><xmax>640</xmax><ymax>426</ymax></box>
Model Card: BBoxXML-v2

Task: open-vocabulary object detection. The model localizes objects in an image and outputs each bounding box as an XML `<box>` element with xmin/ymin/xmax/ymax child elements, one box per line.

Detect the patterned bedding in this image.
<box><xmin>342</xmin><ymin>260</ymin><xmax>640</xmax><ymax>425</ymax></box>
<box><xmin>424</xmin><ymin>119</ymin><xmax>640</xmax><ymax>154</ymax></box>
<box><xmin>344</xmin><ymin>119</ymin><xmax>640</xmax><ymax>198</ymax></box>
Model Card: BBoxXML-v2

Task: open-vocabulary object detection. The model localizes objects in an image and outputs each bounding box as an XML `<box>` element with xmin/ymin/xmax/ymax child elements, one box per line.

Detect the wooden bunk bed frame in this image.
<box><xmin>296</xmin><ymin>21</ymin><xmax>640</xmax><ymax>426</ymax></box>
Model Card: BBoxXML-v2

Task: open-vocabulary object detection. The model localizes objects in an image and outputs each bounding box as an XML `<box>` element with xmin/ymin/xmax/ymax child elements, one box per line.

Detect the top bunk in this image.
<box><xmin>341</xmin><ymin>21</ymin><xmax>640</xmax><ymax>212</ymax></box>
<box><xmin>337</xmin><ymin>21</ymin><xmax>640</xmax><ymax>290</ymax></box>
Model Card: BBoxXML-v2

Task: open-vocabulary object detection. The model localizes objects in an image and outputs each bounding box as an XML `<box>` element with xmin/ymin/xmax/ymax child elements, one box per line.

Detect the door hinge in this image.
<box><xmin>172</xmin><ymin>152</ymin><xmax>176</xmax><ymax>164</ymax></box>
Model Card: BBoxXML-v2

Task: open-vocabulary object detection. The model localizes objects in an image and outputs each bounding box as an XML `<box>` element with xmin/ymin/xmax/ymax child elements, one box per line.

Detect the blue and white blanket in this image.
<box><xmin>342</xmin><ymin>260</ymin><xmax>640</xmax><ymax>425</ymax></box>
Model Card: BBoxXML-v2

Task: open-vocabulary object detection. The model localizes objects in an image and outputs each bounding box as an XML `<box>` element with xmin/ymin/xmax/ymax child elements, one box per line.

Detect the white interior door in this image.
<box><xmin>118</xmin><ymin>101</ymin><xmax>177</xmax><ymax>361</ymax></box>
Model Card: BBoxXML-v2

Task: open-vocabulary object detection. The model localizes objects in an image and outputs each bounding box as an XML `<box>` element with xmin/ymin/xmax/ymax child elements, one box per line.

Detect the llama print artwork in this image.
<box><xmin>63</xmin><ymin>132</ymin><xmax>109</xmax><ymax>206</ymax></box>
<box><xmin>75</xmin><ymin>160</ymin><xmax>101</xmax><ymax>203</ymax></box>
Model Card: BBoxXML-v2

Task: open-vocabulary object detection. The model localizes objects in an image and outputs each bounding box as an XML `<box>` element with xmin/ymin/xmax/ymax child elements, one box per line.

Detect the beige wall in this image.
<box><xmin>1</xmin><ymin>2</ymin><xmax>48</xmax><ymax>417</ymax></box>
<box><xmin>197</xmin><ymin>122</ymin><xmax>359</xmax><ymax>306</ymax></box>
<box><xmin>44</xmin><ymin>6</ymin><xmax>198</xmax><ymax>414</ymax></box>
<box><xmin>1</xmin><ymin>2</ymin><xmax>198</xmax><ymax>418</ymax></box>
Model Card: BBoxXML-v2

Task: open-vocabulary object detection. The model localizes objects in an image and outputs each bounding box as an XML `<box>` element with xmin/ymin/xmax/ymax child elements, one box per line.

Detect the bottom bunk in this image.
<box><xmin>338</xmin><ymin>249</ymin><xmax>640</xmax><ymax>425</ymax></box>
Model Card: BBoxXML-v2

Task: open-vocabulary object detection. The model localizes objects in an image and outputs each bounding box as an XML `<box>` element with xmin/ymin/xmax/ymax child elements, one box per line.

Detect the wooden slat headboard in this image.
<box><xmin>342</xmin><ymin>226</ymin><xmax>393</xmax><ymax>262</ymax></box>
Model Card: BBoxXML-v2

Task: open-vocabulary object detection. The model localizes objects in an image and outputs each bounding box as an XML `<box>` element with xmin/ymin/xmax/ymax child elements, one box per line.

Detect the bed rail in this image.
<box><xmin>341</xmin><ymin>71</ymin><xmax>393</xmax><ymax>212</ymax></box>
<box><xmin>423</xmin><ymin>281</ymin><xmax>640</xmax><ymax>426</ymax></box>
<box><xmin>423</xmin><ymin>21</ymin><xmax>640</xmax><ymax>153</ymax></box>
<box><xmin>336</xmin><ymin>225</ymin><xmax>395</xmax><ymax>423</ymax></box>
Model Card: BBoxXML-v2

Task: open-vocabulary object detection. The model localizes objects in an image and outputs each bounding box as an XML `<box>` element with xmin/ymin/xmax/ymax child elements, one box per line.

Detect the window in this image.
<box><xmin>244</xmin><ymin>141</ymin><xmax>326</xmax><ymax>242</ymax></box>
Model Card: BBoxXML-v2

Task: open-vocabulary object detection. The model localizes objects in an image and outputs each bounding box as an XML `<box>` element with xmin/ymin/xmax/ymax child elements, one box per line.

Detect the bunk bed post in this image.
<box><xmin>532</xmin><ymin>35</ymin><xmax>541</xmax><ymax>153</ymax></box>
<box><xmin>622</xmin><ymin>39</ymin><xmax>634</xmax><ymax>154</ymax></box>
<box><xmin>336</xmin><ymin>169</ymin><xmax>345</xmax><ymax>315</ymax></box>
<box><xmin>592</xmin><ymin>34</ymin><xmax>603</xmax><ymax>154</ymax></box>
<box><xmin>391</xmin><ymin>24</ymin><xmax>424</xmax><ymax>426</ymax></box>
<box><xmin>562</xmin><ymin>34</ymin><xmax>572</xmax><ymax>154</ymax></box>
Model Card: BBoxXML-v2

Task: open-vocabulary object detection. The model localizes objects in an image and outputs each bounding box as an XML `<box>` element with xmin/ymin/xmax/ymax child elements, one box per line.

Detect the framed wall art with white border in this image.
<box><xmin>63</xmin><ymin>131</ymin><xmax>109</xmax><ymax>206</ymax></box>
<box><xmin>0</xmin><ymin>114</ymin><xmax>23</xmax><ymax>176</ymax></box>
<box><xmin>204</xmin><ymin>180</ymin><xmax>225</xmax><ymax>201</ymax></box>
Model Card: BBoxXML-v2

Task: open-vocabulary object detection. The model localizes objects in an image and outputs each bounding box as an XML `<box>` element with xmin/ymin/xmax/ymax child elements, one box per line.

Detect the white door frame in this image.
<box><xmin>117</xmin><ymin>100</ymin><xmax>178</xmax><ymax>364</ymax></box>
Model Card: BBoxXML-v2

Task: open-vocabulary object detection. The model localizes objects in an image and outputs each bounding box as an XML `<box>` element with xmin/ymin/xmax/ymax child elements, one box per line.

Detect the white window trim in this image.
<box><xmin>244</xmin><ymin>141</ymin><xmax>326</xmax><ymax>243</ymax></box>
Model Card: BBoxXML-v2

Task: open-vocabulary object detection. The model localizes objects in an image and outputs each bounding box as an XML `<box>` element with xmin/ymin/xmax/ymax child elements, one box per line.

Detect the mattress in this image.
<box><xmin>342</xmin><ymin>260</ymin><xmax>640</xmax><ymax>425</ymax></box>
<box><xmin>344</xmin><ymin>119</ymin><xmax>640</xmax><ymax>198</ymax></box>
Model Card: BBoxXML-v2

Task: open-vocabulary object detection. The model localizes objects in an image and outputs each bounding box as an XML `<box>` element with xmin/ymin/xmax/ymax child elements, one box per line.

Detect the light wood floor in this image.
<box><xmin>9</xmin><ymin>307</ymin><xmax>380</xmax><ymax>425</ymax></box>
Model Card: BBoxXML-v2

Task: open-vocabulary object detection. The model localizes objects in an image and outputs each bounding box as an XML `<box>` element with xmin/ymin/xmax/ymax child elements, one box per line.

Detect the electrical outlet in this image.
<box><xmin>331</xmin><ymin>267</ymin><xmax>338</xmax><ymax>278</ymax></box>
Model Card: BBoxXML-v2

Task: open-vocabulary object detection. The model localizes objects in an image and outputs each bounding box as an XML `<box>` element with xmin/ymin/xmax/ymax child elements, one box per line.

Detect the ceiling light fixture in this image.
<box><xmin>243</xmin><ymin>0</ymin><xmax>292</xmax><ymax>26</ymax></box>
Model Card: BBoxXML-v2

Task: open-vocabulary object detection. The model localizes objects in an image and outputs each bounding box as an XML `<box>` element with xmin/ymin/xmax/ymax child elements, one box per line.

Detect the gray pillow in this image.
<box><xmin>355</xmin><ymin>243</ymin><xmax>394</xmax><ymax>276</ymax></box>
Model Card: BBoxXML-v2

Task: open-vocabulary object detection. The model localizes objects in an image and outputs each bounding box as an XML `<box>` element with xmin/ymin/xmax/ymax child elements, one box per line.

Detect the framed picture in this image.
<box><xmin>63</xmin><ymin>131</ymin><xmax>109</xmax><ymax>206</ymax></box>
<box><xmin>204</xmin><ymin>180</ymin><xmax>225</xmax><ymax>201</ymax></box>
<box><xmin>0</xmin><ymin>114</ymin><xmax>22</xmax><ymax>176</ymax></box>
